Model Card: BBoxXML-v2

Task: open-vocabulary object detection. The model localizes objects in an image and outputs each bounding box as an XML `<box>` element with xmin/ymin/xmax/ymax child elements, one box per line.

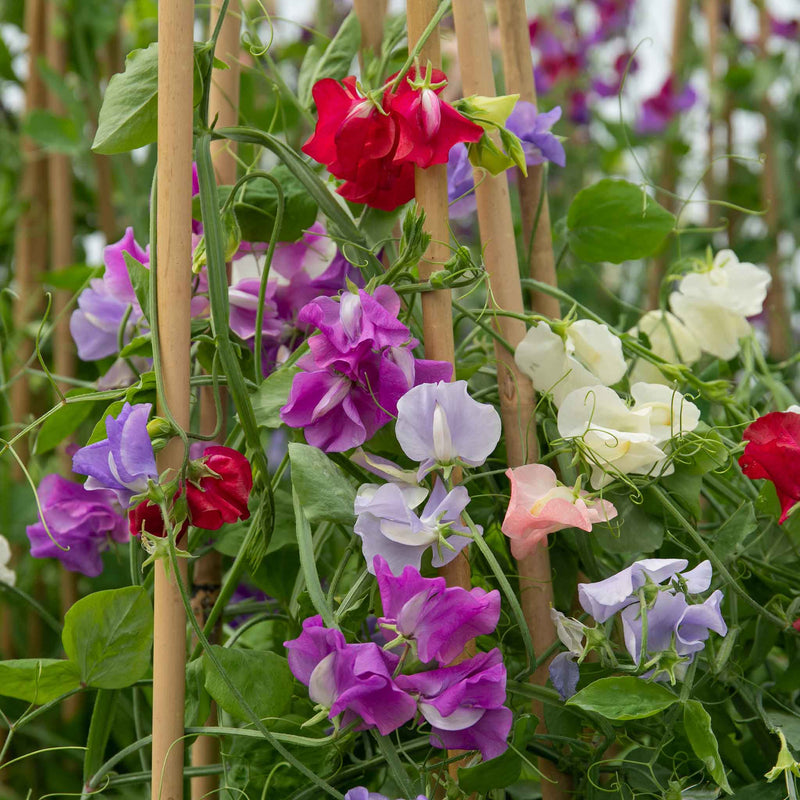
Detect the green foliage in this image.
<box><xmin>568</xmin><ymin>676</ymin><xmax>678</xmax><ymax>720</ymax></box>
<box><xmin>34</xmin><ymin>389</ymin><xmax>98</xmax><ymax>455</ymax></box>
<box><xmin>0</xmin><ymin>659</ymin><xmax>81</xmax><ymax>704</ymax></box>
<box><xmin>289</xmin><ymin>442</ymin><xmax>358</xmax><ymax>526</ymax></box>
<box><xmin>62</xmin><ymin>586</ymin><xmax>154</xmax><ymax>689</ymax></box>
<box><xmin>684</xmin><ymin>700</ymin><xmax>733</xmax><ymax>794</ymax></box>
<box><xmin>567</xmin><ymin>179</ymin><xmax>675</xmax><ymax>263</ymax></box>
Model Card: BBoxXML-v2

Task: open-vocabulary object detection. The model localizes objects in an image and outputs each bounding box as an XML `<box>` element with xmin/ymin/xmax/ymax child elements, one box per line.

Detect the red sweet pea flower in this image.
<box><xmin>186</xmin><ymin>446</ymin><xmax>253</xmax><ymax>531</ymax></box>
<box><xmin>739</xmin><ymin>411</ymin><xmax>800</xmax><ymax>523</ymax></box>
<box><xmin>128</xmin><ymin>498</ymin><xmax>189</xmax><ymax>541</ymax></box>
<box><xmin>389</xmin><ymin>68</ymin><xmax>483</xmax><ymax>168</ymax></box>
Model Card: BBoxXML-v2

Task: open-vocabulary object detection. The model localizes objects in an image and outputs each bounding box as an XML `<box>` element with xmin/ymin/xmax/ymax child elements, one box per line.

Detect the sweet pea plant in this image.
<box><xmin>2</xmin><ymin>2</ymin><xmax>800</xmax><ymax>799</ymax></box>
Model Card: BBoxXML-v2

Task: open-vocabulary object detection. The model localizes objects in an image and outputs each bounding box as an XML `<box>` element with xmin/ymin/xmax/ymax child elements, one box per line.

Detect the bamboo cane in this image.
<box><xmin>152</xmin><ymin>1</ymin><xmax>194</xmax><ymax>797</ymax></box>
<box><xmin>189</xmin><ymin>2</ymin><xmax>240</xmax><ymax>796</ymax></box>
<box><xmin>451</xmin><ymin>2</ymin><xmax>563</xmax><ymax>795</ymax></box>
<box><xmin>495</xmin><ymin>0</ymin><xmax>559</xmax><ymax>319</ymax></box>
<box><xmin>758</xmin><ymin>4</ymin><xmax>791</xmax><ymax>361</ymax></box>
<box><xmin>353</xmin><ymin>0</ymin><xmax>386</xmax><ymax>64</ymax></box>
<box><xmin>704</xmin><ymin>0</ymin><xmax>720</xmax><ymax>228</ymax></box>
<box><xmin>647</xmin><ymin>0</ymin><xmax>689</xmax><ymax>309</ymax></box>
<box><xmin>94</xmin><ymin>32</ymin><xmax>122</xmax><ymax>241</ymax></box>
<box><xmin>45</xmin><ymin>0</ymin><xmax>80</xmax><ymax>720</ymax></box>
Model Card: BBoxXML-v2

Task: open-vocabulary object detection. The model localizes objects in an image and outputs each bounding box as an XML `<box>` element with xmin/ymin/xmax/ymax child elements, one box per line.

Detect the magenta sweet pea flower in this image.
<box><xmin>395</xmin><ymin>381</ymin><xmax>502</xmax><ymax>477</ymax></box>
<box><xmin>396</xmin><ymin>649</ymin><xmax>512</xmax><ymax>761</ymax></box>
<box><xmin>72</xmin><ymin>402</ymin><xmax>158</xmax><ymax>509</ymax></box>
<box><xmin>26</xmin><ymin>475</ymin><xmax>127</xmax><ymax>577</ymax></box>
<box><xmin>354</xmin><ymin>479</ymin><xmax>474</xmax><ymax>574</ymax></box>
<box><xmin>374</xmin><ymin>555</ymin><xmax>500</xmax><ymax>665</ymax></box>
<box><xmin>501</xmin><ymin>464</ymin><xmax>617</xmax><ymax>559</ymax></box>
<box><xmin>637</xmin><ymin>77</ymin><xmax>697</xmax><ymax>135</ymax></box>
<box><xmin>284</xmin><ymin>616</ymin><xmax>416</xmax><ymax>735</ymax></box>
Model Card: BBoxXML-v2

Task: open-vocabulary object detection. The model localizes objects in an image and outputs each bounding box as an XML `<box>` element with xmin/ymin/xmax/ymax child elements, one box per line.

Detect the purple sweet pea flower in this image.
<box><xmin>70</xmin><ymin>228</ymin><xmax>148</xmax><ymax>361</ymax></box>
<box><xmin>72</xmin><ymin>402</ymin><xmax>158</xmax><ymax>508</ymax></box>
<box><xmin>300</xmin><ymin>286</ymin><xmax>412</xmax><ymax>376</ymax></box>
<box><xmin>395</xmin><ymin>381</ymin><xmax>502</xmax><ymax>477</ymax></box>
<box><xmin>620</xmin><ymin>589</ymin><xmax>727</xmax><ymax>666</ymax></box>
<box><xmin>771</xmin><ymin>16</ymin><xmax>799</xmax><ymax>40</ymax></box>
<box><xmin>578</xmin><ymin>558</ymin><xmax>711</xmax><ymax>623</ymax></box>
<box><xmin>228</xmin><ymin>278</ymin><xmax>284</xmax><ymax>345</ymax></box>
<box><xmin>549</xmin><ymin>651</ymin><xmax>580</xmax><ymax>701</ymax></box>
<box><xmin>637</xmin><ymin>77</ymin><xmax>697</xmax><ymax>135</ymax></box>
<box><xmin>285</xmin><ymin>616</ymin><xmax>416</xmax><ymax>735</ymax></box>
<box><xmin>26</xmin><ymin>474</ymin><xmax>127</xmax><ymax>577</ymax></box>
<box><xmin>506</xmin><ymin>102</ymin><xmax>566</xmax><ymax>168</ymax></box>
<box><xmin>396</xmin><ymin>649</ymin><xmax>512</xmax><ymax>761</ymax></box>
<box><xmin>354</xmin><ymin>479</ymin><xmax>475</xmax><ymax>574</ymax></box>
<box><xmin>447</xmin><ymin>143</ymin><xmax>477</xmax><ymax>219</ymax></box>
<box><xmin>344</xmin><ymin>790</ymin><xmax>427</xmax><ymax>800</ymax></box>
<box><xmin>374</xmin><ymin>555</ymin><xmax>500</xmax><ymax>665</ymax></box>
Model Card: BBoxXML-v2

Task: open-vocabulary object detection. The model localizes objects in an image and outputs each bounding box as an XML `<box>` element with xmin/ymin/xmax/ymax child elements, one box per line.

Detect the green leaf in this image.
<box><xmin>124</xmin><ymin>251</ymin><xmax>151</xmax><ymax>323</ymax></box>
<box><xmin>62</xmin><ymin>586</ymin><xmax>154</xmax><ymax>689</ymax></box>
<box><xmin>22</xmin><ymin>109</ymin><xmax>81</xmax><ymax>154</ymax></box>
<box><xmin>713</xmin><ymin>501</ymin><xmax>757</xmax><ymax>561</ymax></box>
<box><xmin>203</xmin><ymin>645</ymin><xmax>293</xmax><ymax>723</ymax></box>
<box><xmin>661</xmin><ymin>469</ymin><xmax>703</xmax><ymax>518</ymax></box>
<box><xmin>231</xmin><ymin>166</ymin><xmax>318</xmax><ymax>243</ymax></box>
<box><xmin>35</xmin><ymin>389</ymin><xmax>98</xmax><ymax>455</ymax></box>
<box><xmin>289</xmin><ymin>442</ymin><xmax>357</xmax><ymax>526</ymax></box>
<box><xmin>567</xmin><ymin>179</ymin><xmax>675</xmax><ymax>263</ymax></box>
<box><xmin>298</xmin><ymin>13</ymin><xmax>361</xmax><ymax>109</ymax></box>
<box><xmin>683</xmin><ymin>700</ymin><xmax>732</xmax><ymax>794</ymax></box>
<box><xmin>185</xmin><ymin>658</ymin><xmax>212</xmax><ymax>727</ymax></box>
<box><xmin>252</xmin><ymin>366</ymin><xmax>300</xmax><ymax>428</ymax></box>
<box><xmin>0</xmin><ymin>659</ymin><xmax>81</xmax><ymax>704</ymax></box>
<box><xmin>567</xmin><ymin>676</ymin><xmax>678</xmax><ymax>720</ymax></box>
<box><xmin>92</xmin><ymin>42</ymin><xmax>207</xmax><ymax>154</ymax></box>
<box><xmin>592</xmin><ymin>494</ymin><xmax>664</xmax><ymax>554</ymax></box>
<box><xmin>42</xmin><ymin>264</ymin><xmax>101</xmax><ymax>292</ymax></box>
<box><xmin>83</xmin><ymin>689</ymin><xmax>118</xmax><ymax>786</ymax></box>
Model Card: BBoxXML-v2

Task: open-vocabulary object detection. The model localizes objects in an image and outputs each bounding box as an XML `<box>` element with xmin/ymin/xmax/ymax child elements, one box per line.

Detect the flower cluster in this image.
<box><xmin>550</xmin><ymin>558</ymin><xmax>727</xmax><ymax>698</ymax></box>
<box><xmin>284</xmin><ymin>556</ymin><xmax>511</xmax><ymax>761</ymax></box>
<box><xmin>303</xmin><ymin>67</ymin><xmax>483</xmax><ymax>211</ymax></box>
<box><xmin>501</xmin><ymin>464</ymin><xmax>617</xmax><ymax>559</ymax></box>
<box><xmin>280</xmin><ymin>286</ymin><xmax>452</xmax><ymax>452</ymax></box>
<box><xmin>353</xmin><ymin>380</ymin><xmax>501</xmax><ymax>573</ymax></box>
<box><xmin>228</xmin><ymin>221</ymin><xmax>363</xmax><ymax>375</ymax></box>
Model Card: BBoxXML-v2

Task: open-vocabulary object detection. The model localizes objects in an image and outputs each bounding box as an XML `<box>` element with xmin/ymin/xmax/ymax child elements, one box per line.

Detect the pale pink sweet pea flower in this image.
<box><xmin>501</xmin><ymin>464</ymin><xmax>617</xmax><ymax>559</ymax></box>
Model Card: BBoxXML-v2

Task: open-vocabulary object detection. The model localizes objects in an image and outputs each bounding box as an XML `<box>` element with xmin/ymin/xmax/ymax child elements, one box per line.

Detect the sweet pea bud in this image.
<box><xmin>222</xmin><ymin>209</ymin><xmax>241</xmax><ymax>261</ymax></box>
<box><xmin>467</xmin><ymin>134</ymin><xmax>515</xmax><ymax>175</ymax></box>
<box><xmin>146</xmin><ymin>417</ymin><xmax>174</xmax><ymax>452</ymax></box>
<box><xmin>499</xmin><ymin>127</ymin><xmax>528</xmax><ymax>177</ymax></box>
<box><xmin>458</xmin><ymin>94</ymin><xmax>520</xmax><ymax>129</ymax></box>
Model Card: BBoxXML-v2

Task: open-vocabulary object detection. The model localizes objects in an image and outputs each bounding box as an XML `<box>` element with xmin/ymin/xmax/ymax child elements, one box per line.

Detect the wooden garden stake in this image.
<box><xmin>45</xmin><ymin>0</ymin><xmax>80</xmax><ymax>719</ymax></box>
<box><xmin>495</xmin><ymin>0</ymin><xmax>559</xmax><ymax>319</ymax></box>
<box><xmin>353</xmin><ymin>0</ymin><xmax>387</xmax><ymax>64</ymax></box>
<box><xmin>758</xmin><ymin>3</ymin><xmax>791</xmax><ymax>361</ymax></box>
<box><xmin>450</xmin><ymin>2</ymin><xmax>566</xmax><ymax>796</ymax></box>
<box><xmin>190</xmin><ymin>2</ymin><xmax>240</xmax><ymax>797</ymax></box>
<box><xmin>406</xmin><ymin>0</ymin><xmax>471</xmax><ymax>600</ymax></box>
<box><xmin>704</xmin><ymin>0</ymin><xmax>720</xmax><ymax>228</ymax></box>
<box><xmin>152</xmin><ymin>1</ymin><xmax>194</xmax><ymax>797</ymax></box>
<box><xmin>647</xmin><ymin>0</ymin><xmax>689</xmax><ymax>309</ymax></box>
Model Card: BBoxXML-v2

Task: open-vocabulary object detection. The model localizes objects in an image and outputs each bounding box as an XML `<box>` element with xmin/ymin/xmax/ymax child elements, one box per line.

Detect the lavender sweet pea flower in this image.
<box><xmin>72</xmin><ymin>402</ymin><xmax>158</xmax><ymax>508</ymax></box>
<box><xmin>374</xmin><ymin>555</ymin><xmax>500</xmax><ymax>665</ymax></box>
<box><xmin>506</xmin><ymin>102</ymin><xmax>566</xmax><ymax>168</ymax></box>
<box><xmin>26</xmin><ymin>474</ymin><xmax>127</xmax><ymax>577</ymax></box>
<box><xmin>344</xmin><ymin>789</ymin><xmax>427</xmax><ymax>800</ymax></box>
<box><xmin>228</xmin><ymin>278</ymin><xmax>284</xmax><ymax>345</ymax></box>
<box><xmin>354</xmin><ymin>479</ymin><xmax>475</xmax><ymax>574</ymax></box>
<box><xmin>637</xmin><ymin>77</ymin><xmax>697</xmax><ymax>135</ymax></box>
<box><xmin>70</xmin><ymin>228</ymin><xmax>148</xmax><ymax>361</ymax></box>
<box><xmin>447</xmin><ymin>143</ymin><xmax>477</xmax><ymax>219</ymax></box>
<box><xmin>396</xmin><ymin>649</ymin><xmax>512</xmax><ymax>761</ymax></box>
<box><xmin>395</xmin><ymin>381</ymin><xmax>502</xmax><ymax>477</ymax></box>
<box><xmin>621</xmin><ymin>589</ymin><xmax>727</xmax><ymax>664</ymax></box>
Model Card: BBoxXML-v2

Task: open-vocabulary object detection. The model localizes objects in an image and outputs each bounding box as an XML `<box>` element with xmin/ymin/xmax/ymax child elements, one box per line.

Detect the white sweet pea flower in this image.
<box><xmin>0</xmin><ymin>534</ymin><xmax>15</xmax><ymax>587</ymax></box>
<box><xmin>669</xmin><ymin>249</ymin><xmax>771</xmax><ymax>360</ymax></box>
<box><xmin>515</xmin><ymin>320</ymin><xmax>625</xmax><ymax>406</ymax></box>
<box><xmin>550</xmin><ymin>608</ymin><xmax>586</xmax><ymax>657</ymax></box>
<box><xmin>628</xmin><ymin>310</ymin><xmax>701</xmax><ymax>385</ymax></box>
<box><xmin>630</xmin><ymin>383</ymin><xmax>700</xmax><ymax>445</ymax></box>
<box><xmin>557</xmin><ymin>385</ymin><xmax>669</xmax><ymax>489</ymax></box>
